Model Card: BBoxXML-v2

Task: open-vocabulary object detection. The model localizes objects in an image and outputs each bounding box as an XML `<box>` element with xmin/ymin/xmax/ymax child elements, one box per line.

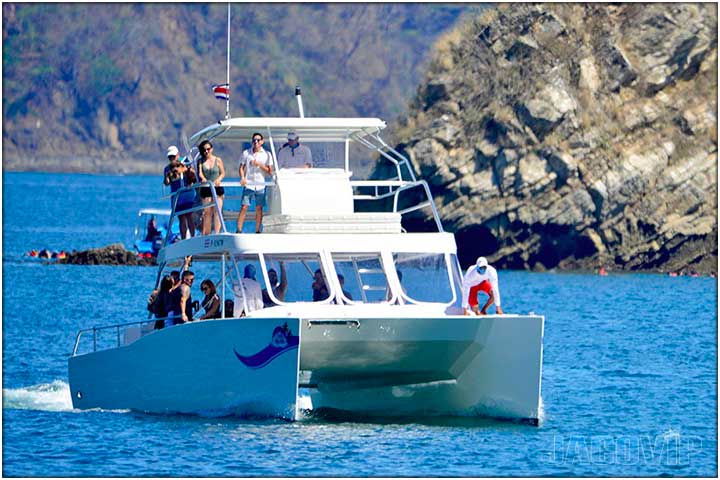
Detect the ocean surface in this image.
<box><xmin>2</xmin><ymin>172</ymin><xmax>717</xmax><ymax>477</ymax></box>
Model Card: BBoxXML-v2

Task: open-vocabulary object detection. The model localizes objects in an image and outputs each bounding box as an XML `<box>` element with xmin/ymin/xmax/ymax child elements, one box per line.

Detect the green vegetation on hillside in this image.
<box><xmin>2</xmin><ymin>3</ymin><xmax>481</xmax><ymax>172</ymax></box>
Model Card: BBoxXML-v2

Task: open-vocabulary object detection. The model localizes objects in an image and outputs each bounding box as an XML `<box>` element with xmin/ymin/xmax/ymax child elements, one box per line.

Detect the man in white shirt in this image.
<box><xmin>277</xmin><ymin>131</ymin><xmax>313</xmax><ymax>169</ymax></box>
<box><xmin>233</xmin><ymin>264</ymin><xmax>264</xmax><ymax>316</ymax></box>
<box><xmin>461</xmin><ymin>256</ymin><xmax>504</xmax><ymax>315</ymax></box>
<box><xmin>238</xmin><ymin>132</ymin><xmax>273</xmax><ymax>233</ymax></box>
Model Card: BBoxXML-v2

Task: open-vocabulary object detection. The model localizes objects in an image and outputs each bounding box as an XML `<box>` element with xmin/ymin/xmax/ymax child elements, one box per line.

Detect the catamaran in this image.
<box><xmin>68</xmin><ymin>91</ymin><xmax>544</xmax><ymax>424</ymax></box>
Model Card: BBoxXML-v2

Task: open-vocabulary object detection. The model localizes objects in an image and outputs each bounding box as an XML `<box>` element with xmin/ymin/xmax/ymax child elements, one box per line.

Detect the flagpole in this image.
<box><xmin>225</xmin><ymin>2</ymin><xmax>231</xmax><ymax>119</ymax></box>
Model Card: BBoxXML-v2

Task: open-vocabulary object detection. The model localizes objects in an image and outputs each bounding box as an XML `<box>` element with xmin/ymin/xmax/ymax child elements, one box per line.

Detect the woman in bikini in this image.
<box><xmin>197</xmin><ymin>140</ymin><xmax>226</xmax><ymax>235</ymax></box>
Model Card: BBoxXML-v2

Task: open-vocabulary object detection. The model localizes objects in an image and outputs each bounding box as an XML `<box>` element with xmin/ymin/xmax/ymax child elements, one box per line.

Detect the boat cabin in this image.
<box><xmin>154</xmin><ymin>116</ymin><xmax>464</xmax><ymax>318</ymax></box>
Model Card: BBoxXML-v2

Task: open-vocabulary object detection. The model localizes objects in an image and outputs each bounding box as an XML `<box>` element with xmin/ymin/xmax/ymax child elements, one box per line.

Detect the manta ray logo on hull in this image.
<box><xmin>234</xmin><ymin>323</ymin><xmax>299</xmax><ymax>369</ymax></box>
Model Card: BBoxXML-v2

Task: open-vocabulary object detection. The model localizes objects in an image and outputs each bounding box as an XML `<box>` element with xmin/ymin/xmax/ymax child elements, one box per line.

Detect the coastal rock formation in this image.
<box><xmin>62</xmin><ymin>244</ymin><xmax>156</xmax><ymax>266</ymax></box>
<box><xmin>387</xmin><ymin>4</ymin><xmax>717</xmax><ymax>272</ymax></box>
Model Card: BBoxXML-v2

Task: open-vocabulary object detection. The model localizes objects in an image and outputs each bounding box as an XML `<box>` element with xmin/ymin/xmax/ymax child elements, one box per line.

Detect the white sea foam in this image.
<box><xmin>3</xmin><ymin>380</ymin><xmax>74</xmax><ymax>412</ymax></box>
<box><xmin>537</xmin><ymin>396</ymin><xmax>545</xmax><ymax>425</ymax></box>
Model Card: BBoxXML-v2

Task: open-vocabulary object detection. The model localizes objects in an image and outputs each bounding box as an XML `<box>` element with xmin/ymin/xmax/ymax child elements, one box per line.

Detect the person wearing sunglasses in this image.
<box><xmin>198</xmin><ymin>279</ymin><xmax>221</xmax><ymax>320</ymax></box>
<box><xmin>461</xmin><ymin>256</ymin><xmax>504</xmax><ymax>315</ymax></box>
<box><xmin>197</xmin><ymin>140</ymin><xmax>226</xmax><ymax>235</ymax></box>
<box><xmin>237</xmin><ymin>132</ymin><xmax>273</xmax><ymax>233</ymax></box>
<box><xmin>176</xmin><ymin>270</ymin><xmax>196</xmax><ymax>324</ymax></box>
<box><xmin>163</xmin><ymin>145</ymin><xmax>181</xmax><ymax>186</ymax></box>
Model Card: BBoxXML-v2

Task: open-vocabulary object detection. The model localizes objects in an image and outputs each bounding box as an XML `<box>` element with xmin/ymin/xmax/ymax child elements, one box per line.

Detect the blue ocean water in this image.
<box><xmin>2</xmin><ymin>172</ymin><xmax>717</xmax><ymax>477</ymax></box>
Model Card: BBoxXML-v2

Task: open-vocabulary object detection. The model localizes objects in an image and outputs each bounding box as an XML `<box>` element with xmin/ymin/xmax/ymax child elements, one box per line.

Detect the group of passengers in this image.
<box><xmin>231</xmin><ymin>263</ymin><xmax>293</xmax><ymax>316</ymax></box>
<box><xmin>147</xmin><ymin>262</ymin><xmax>292</xmax><ymax>329</ymax></box>
<box><xmin>148</xmin><ymin>270</ymin><xmax>225</xmax><ymax>329</ymax></box>
<box><xmin>162</xmin><ymin>131</ymin><xmax>313</xmax><ymax>239</ymax></box>
<box><xmin>146</xmin><ymin>260</ymin><xmax>364</xmax><ymax>329</ymax></box>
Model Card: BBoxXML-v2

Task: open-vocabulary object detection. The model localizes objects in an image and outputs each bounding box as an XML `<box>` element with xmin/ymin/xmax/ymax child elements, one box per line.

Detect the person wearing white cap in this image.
<box><xmin>461</xmin><ymin>256</ymin><xmax>504</xmax><ymax>315</ymax></box>
<box><xmin>163</xmin><ymin>145</ymin><xmax>181</xmax><ymax>186</ymax></box>
<box><xmin>163</xmin><ymin>145</ymin><xmax>197</xmax><ymax>239</ymax></box>
<box><xmin>277</xmin><ymin>131</ymin><xmax>313</xmax><ymax>169</ymax></box>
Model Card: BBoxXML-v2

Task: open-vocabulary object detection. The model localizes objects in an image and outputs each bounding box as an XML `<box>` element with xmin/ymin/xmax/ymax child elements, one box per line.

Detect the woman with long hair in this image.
<box><xmin>197</xmin><ymin>140</ymin><xmax>226</xmax><ymax>235</ymax></box>
<box><xmin>152</xmin><ymin>275</ymin><xmax>176</xmax><ymax>329</ymax></box>
<box><xmin>198</xmin><ymin>279</ymin><xmax>221</xmax><ymax>320</ymax></box>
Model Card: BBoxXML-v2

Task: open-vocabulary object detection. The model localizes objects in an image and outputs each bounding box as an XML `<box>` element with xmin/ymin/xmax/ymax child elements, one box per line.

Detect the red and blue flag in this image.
<box><xmin>212</xmin><ymin>83</ymin><xmax>229</xmax><ymax>101</ymax></box>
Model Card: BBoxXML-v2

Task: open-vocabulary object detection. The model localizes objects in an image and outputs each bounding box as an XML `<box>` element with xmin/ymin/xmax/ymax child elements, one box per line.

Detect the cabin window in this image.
<box><xmin>262</xmin><ymin>253</ymin><xmax>332</xmax><ymax>304</ymax></box>
<box><xmin>331</xmin><ymin>253</ymin><xmax>388</xmax><ymax>304</ymax></box>
<box><xmin>226</xmin><ymin>254</ymin><xmax>265</xmax><ymax>317</ymax></box>
<box><xmin>392</xmin><ymin>253</ymin><xmax>454</xmax><ymax>304</ymax></box>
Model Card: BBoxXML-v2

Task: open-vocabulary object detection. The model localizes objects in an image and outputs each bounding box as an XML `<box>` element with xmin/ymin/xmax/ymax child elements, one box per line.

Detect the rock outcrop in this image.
<box><xmin>386</xmin><ymin>4</ymin><xmax>717</xmax><ymax>273</ymax></box>
<box><xmin>62</xmin><ymin>244</ymin><xmax>156</xmax><ymax>266</ymax></box>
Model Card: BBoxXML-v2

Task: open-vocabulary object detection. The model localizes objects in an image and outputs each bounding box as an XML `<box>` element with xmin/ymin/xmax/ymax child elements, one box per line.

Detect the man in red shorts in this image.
<box><xmin>461</xmin><ymin>256</ymin><xmax>504</xmax><ymax>315</ymax></box>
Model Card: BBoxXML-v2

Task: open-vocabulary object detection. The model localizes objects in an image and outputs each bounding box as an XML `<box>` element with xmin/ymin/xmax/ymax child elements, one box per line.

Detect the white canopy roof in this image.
<box><xmin>189</xmin><ymin>117</ymin><xmax>387</xmax><ymax>145</ymax></box>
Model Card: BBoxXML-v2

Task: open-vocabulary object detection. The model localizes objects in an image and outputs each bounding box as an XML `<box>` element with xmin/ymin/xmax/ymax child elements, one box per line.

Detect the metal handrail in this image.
<box><xmin>161</xmin><ymin>180</ymin><xmax>278</xmax><ymax>246</ymax></box>
<box><xmin>162</xmin><ymin>182</ymin><xmax>224</xmax><ymax>247</ymax></box>
<box><xmin>71</xmin><ymin>317</ymin><xmax>178</xmax><ymax>356</ymax></box>
<box><xmin>351</xmin><ymin>179</ymin><xmax>444</xmax><ymax>233</ymax></box>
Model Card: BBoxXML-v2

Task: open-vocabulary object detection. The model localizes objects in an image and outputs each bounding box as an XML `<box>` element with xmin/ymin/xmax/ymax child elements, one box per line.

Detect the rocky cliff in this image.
<box><xmin>388</xmin><ymin>4</ymin><xmax>717</xmax><ymax>273</ymax></box>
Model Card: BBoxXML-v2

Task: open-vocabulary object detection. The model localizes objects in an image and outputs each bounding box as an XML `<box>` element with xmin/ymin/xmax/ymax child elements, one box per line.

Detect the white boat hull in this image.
<box><xmin>68</xmin><ymin>318</ymin><xmax>301</xmax><ymax>419</ymax></box>
<box><xmin>69</xmin><ymin>313</ymin><xmax>543</xmax><ymax>423</ymax></box>
<box><xmin>299</xmin><ymin>314</ymin><xmax>544</xmax><ymax>422</ymax></box>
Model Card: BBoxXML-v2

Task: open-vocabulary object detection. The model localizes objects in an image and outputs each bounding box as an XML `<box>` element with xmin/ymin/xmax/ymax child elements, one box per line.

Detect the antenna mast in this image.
<box><xmin>295</xmin><ymin>86</ymin><xmax>305</xmax><ymax>118</ymax></box>
<box><xmin>225</xmin><ymin>3</ymin><xmax>231</xmax><ymax>119</ymax></box>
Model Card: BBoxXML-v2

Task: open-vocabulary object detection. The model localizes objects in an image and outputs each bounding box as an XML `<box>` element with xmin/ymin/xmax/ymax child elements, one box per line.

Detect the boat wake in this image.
<box><xmin>3</xmin><ymin>380</ymin><xmax>74</xmax><ymax>412</ymax></box>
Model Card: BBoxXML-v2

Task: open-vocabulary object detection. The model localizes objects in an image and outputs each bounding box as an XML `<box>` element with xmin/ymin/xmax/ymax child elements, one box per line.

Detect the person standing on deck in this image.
<box><xmin>197</xmin><ymin>140</ymin><xmax>226</xmax><ymax>235</ymax></box>
<box><xmin>277</xmin><ymin>131</ymin><xmax>313</xmax><ymax>168</ymax></box>
<box><xmin>168</xmin><ymin>159</ymin><xmax>197</xmax><ymax>240</ymax></box>
<box><xmin>163</xmin><ymin>145</ymin><xmax>181</xmax><ymax>186</ymax></box>
<box><xmin>461</xmin><ymin>256</ymin><xmax>504</xmax><ymax>315</ymax></box>
<box><xmin>237</xmin><ymin>133</ymin><xmax>273</xmax><ymax>233</ymax></box>
<box><xmin>176</xmin><ymin>270</ymin><xmax>195</xmax><ymax>323</ymax></box>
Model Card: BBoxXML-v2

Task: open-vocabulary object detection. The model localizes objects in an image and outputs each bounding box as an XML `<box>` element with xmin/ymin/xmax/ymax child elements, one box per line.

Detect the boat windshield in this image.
<box><xmin>261</xmin><ymin>254</ymin><xmax>332</xmax><ymax>304</ymax></box>
<box><xmin>392</xmin><ymin>253</ymin><xmax>455</xmax><ymax>304</ymax></box>
<box><xmin>331</xmin><ymin>253</ymin><xmax>389</xmax><ymax>304</ymax></box>
<box><xmin>268</xmin><ymin>140</ymin><xmax>346</xmax><ymax>170</ymax></box>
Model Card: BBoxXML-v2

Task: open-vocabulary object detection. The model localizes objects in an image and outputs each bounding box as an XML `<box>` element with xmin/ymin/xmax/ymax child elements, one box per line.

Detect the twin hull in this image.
<box><xmin>68</xmin><ymin>315</ymin><xmax>544</xmax><ymax>422</ymax></box>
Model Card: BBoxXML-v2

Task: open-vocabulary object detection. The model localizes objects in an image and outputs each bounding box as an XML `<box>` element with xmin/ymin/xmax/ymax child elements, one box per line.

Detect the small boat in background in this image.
<box><xmin>133</xmin><ymin>208</ymin><xmax>179</xmax><ymax>257</ymax></box>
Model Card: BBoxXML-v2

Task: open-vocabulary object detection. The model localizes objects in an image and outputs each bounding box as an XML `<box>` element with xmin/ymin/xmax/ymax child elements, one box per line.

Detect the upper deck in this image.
<box><xmin>161</xmin><ymin>115</ymin><xmax>447</xmax><ymax>256</ymax></box>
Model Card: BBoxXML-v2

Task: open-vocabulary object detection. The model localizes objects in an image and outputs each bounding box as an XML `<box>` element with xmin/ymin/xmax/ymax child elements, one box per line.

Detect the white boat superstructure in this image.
<box><xmin>68</xmin><ymin>114</ymin><xmax>544</xmax><ymax>424</ymax></box>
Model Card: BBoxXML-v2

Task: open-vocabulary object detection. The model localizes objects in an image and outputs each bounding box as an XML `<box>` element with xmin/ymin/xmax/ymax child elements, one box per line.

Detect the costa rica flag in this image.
<box><xmin>212</xmin><ymin>83</ymin><xmax>229</xmax><ymax>100</ymax></box>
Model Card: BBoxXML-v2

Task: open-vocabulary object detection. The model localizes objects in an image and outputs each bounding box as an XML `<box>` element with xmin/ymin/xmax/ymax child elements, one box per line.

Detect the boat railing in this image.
<box><xmin>162</xmin><ymin>175</ymin><xmax>443</xmax><ymax>238</ymax></box>
<box><xmin>351</xmin><ymin>179</ymin><xmax>444</xmax><ymax>232</ymax></box>
<box><xmin>162</xmin><ymin>181</ymin><xmax>274</xmax><ymax>243</ymax></box>
<box><xmin>351</xmin><ymin>129</ymin><xmax>417</xmax><ymax>183</ymax></box>
<box><xmin>71</xmin><ymin>317</ymin><xmax>174</xmax><ymax>356</ymax></box>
